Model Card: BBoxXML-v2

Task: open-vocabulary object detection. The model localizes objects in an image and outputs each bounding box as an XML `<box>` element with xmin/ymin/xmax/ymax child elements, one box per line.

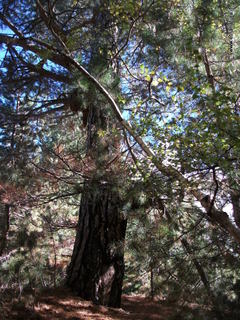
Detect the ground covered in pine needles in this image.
<box><xmin>0</xmin><ymin>287</ymin><xmax>218</xmax><ymax>320</ymax></box>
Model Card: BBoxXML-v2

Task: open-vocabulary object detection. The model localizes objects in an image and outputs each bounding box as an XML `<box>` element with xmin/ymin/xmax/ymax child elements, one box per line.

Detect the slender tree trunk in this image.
<box><xmin>0</xmin><ymin>203</ymin><xmax>10</xmax><ymax>256</ymax></box>
<box><xmin>181</xmin><ymin>238</ymin><xmax>224</xmax><ymax>319</ymax></box>
<box><xmin>231</xmin><ymin>191</ymin><xmax>240</xmax><ymax>229</ymax></box>
<box><xmin>163</xmin><ymin>203</ymin><xmax>224</xmax><ymax>318</ymax></box>
<box><xmin>181</xmin><ymin>238</ymin><xmax>213</xmax><ymax>297</ymax></box>
<box><xmin>150</xmin><ymin>266</ymin><xmax>154</xmax><ymax>300</ymax></box>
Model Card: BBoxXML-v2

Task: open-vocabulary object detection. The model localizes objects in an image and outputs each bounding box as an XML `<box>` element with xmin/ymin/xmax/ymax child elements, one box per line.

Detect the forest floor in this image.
<box><xmin>1</xmin><ymin>287</ymin><xmax>216</xmax><ymax>320</ymax></box>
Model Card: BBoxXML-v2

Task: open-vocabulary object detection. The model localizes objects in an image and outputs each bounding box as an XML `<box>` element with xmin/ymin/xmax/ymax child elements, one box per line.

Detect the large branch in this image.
<box><xmin>7</xmin><ymin>46</ymin><xmax>71</xmax><ymax>83</ymax></box>
<box><xmin>0</xmin><ymin>34</ymin><xmax>70</xmax><ymax>70</ymax></box>
<box><xmin>65</xmin><ymin>54</ymin><xmax>240</xmax><ymax>245</ymax></box>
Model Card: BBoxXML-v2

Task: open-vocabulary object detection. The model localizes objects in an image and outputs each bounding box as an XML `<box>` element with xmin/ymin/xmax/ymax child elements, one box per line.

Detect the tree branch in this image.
<box><xmin>63</xmin><ymin>53</ymin><xmax>240</xmax><ymax>245</ymax></box>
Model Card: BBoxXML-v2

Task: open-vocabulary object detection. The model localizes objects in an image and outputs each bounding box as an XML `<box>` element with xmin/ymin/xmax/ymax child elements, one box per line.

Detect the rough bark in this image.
<box><xmin>66</xmin><ymin>72</ymin><xmax>127</xmax><ymax>307</ymax></box>
<box><xmin>67</xmin><ymin>183</ymin><xmax>127</xmax><ymax>307</ymax></box>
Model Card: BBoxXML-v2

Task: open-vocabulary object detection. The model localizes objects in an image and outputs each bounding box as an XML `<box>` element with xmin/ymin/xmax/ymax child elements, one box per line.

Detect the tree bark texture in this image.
<box><xmin>67</xmin><ymin>183</ymin><xmax>126</xmax><ymax>307</ymax></box>
<box><xmin>66</xmin><ymin>5</ymin><xmax>127</xmax><ymax>303</ymax></box>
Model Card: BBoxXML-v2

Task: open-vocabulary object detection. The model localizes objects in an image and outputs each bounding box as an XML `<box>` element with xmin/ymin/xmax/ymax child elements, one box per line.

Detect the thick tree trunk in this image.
<box><xmin>67</xmin><ymin>182</ymin><xmax>127</xmax><ymax>307</ymax></box>
<box><xmin>66</xmin><ymin>7</ymin><xmax>126</xmax><ymax>303</ymax></box>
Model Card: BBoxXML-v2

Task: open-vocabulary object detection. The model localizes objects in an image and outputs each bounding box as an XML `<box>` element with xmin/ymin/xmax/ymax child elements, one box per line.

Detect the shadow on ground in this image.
<box><xmin>1</xmin><ymin>288</ymin><xmax>216</xmax><ymax>320</ymax></box>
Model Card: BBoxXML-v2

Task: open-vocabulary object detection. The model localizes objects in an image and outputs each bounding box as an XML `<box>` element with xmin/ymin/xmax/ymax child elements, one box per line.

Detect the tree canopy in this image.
<box><xmin>0</xmin><ymin>0</ymin><xmax>240</xmax><ymax>317</ymax></box>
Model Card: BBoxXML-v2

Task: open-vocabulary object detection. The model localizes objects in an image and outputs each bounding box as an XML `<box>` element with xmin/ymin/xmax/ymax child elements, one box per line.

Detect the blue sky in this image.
<box><xmin>0</xmin><ymin>26</ymin><xmax>13</xmax><ymax>63</ymax></box>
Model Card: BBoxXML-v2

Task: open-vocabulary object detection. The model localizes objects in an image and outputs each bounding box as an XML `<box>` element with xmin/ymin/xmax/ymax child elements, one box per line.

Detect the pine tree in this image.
<box><xmin>0</xmin><ymin>0</ymin><xmax>130</xmax><ymax>306</ymax></box>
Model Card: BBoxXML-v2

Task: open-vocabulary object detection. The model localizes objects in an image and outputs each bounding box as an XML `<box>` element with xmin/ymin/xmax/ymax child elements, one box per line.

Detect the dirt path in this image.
<box><xmin>2</xmin><ymin>288</ymin><xmax>181</xmax><ymax>320</ymax></box>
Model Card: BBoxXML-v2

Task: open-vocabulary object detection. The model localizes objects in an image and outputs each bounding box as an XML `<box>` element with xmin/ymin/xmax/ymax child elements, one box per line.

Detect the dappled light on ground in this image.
<box><xmin>2</xmin><ymin>288</ymin><xmax>183</xmax><ymax>320</ymax></box>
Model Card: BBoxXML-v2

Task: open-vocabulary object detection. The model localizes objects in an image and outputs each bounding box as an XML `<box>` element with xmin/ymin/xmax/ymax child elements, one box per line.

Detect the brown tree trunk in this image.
<box><xmin>66</xmin><ymin>98</ymin><xmax>126</xmax><ymax>306</ymax></box>
<box><xmin>0</xmin><ymin>203</ymin><xmax>9</xmax><ymax>256</ymax></box>
<box><xmin>150</xmin><ymin>266</ymin><xmax>154</xmax><ymax>300</ymax></box>
<box><xmin>67</xmin><ymin>183</ymin><xmax>126</xmax><ymax>307</ymax></box>
<box><xmin>231</xmin><ymin>191</ymin><xmax>240</xmax><ymax>229</ymax></box>
<box><xmin>66</xmin><ymin>5</ymin><xmax>126</xmax><ymax>303</ymax></box>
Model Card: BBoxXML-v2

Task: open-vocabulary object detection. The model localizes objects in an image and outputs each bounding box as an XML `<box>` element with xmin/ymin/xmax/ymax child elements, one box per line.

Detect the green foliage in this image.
<box><xmin>0</xmin><ymin>0</ymin><xmax>240</xmax><ymax>316</ymax></box>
